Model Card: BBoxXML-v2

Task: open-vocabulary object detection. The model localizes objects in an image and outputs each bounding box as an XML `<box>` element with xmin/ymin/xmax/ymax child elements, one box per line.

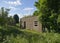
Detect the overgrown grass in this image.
<box><xmin>0</xmin><ymin>26</ymin><xmax>60</xmax><ymax>43</ymax></box>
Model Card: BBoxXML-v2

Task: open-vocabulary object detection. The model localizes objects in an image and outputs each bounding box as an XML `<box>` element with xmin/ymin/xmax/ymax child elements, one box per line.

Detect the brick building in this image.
<box><xmin>20</xmin><ymin>16</ymin><xmax>42</xmax><ymax>32</ymax></box>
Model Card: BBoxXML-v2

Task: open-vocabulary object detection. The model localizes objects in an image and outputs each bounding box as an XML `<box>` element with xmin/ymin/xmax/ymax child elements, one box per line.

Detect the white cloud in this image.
<box><xmin>18</xmin><ymin>14</ymin><xmax>32</xmax><ymax>19</ymax></box>
<box><xmin>23</xmin><ymin>8</ymin><xmax>34</xmax><ymax>11</ymax></box>
<box><xmin>8</xmin><ymin>6</ymin><xmax>17</xmax><ymax>10</ymax></box>
<box><xmin>4</xmin><ymin>0</ymin><xmax>22</xmax><ymax>6</ymax></box>
<box><xmin>18</xmin><ymin>14</ymin><xmax>24</xmax><ymax>18</ymax></box>
<box><xmin>23</xmin><ymin>8</ymin><xmax>34</xmax><ymax>16</ymax></box>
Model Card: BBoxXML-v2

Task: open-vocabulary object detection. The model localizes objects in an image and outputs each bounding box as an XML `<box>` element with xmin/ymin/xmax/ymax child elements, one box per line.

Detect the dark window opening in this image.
<box><xmin>34</xmin><ymin>21</ymin><xmax>38</xmax><ymax>26</ymax></box>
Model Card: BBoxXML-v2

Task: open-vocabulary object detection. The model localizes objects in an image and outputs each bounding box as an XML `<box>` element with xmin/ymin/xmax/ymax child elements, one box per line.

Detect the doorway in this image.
<box><xmin>24</xmin><ymin>21</ymin><xmax>26</xmax><ymax>29</ymax></box>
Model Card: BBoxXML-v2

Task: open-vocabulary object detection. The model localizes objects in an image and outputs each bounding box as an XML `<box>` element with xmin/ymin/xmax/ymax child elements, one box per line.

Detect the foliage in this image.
<box><xmin>33</xmin><ymin>0</ymin><xmax>60</xmax><ymax>32</ymax></box>
<box><xmin>0</xmin><ymin>26</ymin><xmax>60</xmax><ymax>43</ymax></box>
<box><xmin>7</xmin><ymin>16</ymin><xmax>15</xmax><ymax>25</ymax></box>
<box><xmin>33</xmin><ymin>10</ymin><xmax>39</xmax><ymax>16</ymax></box>
<box><xmin>13</xmin><ymin>14</ymin><xmax>19</xmax><ymax>24</ymax></box>
<box><xmin>0</xmin><ymin>7</ymin><xmax>15</xmax><ymax>26</ymax></box>
<box><xmin>0</xmin><ymin>7</ymin><xmax>10</xmax><ymax>26</ymax></box>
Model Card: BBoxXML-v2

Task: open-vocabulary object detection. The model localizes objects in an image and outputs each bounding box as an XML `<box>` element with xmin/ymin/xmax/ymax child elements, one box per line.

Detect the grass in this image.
<box><xmin>0</xmin><ymin>26</ymin><xmax>60</xmax><ymax>43</ymax></box>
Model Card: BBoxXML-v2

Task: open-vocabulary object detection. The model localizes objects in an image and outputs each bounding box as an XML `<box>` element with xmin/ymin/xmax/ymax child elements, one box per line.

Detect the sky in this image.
<box><xmin>0</xmin><ymin>0</ymin><xmax>37</xmax><ymax>18</ymax></box>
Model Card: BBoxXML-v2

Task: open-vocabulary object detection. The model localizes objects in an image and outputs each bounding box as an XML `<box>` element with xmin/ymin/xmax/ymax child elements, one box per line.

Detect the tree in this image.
<box><xmin>13</xmin><ymin>14</ymin><xmax>19</xmax><ymax>24</ymax></box>
<box><xmin>7</xmin><ymin>16</ymin><xmax>15</xmax><ymax>26</ymax></box>
<box><xmin>33</xmin><ymin>10</ymin><xmax>39</xmax><ymax>16</ymax></box>
<box><xmin>0</xmin><ymin>7</ymin><xmax>10</xmax><ymax>26</ymax></box>
<box><xmin>34</xmin><ymin>0</ymin><xmax>60</xmax><ymax>32</ymax></box>
<box><xmin>47</xmin><ymin>0</ymin><xmax>60</xmax><ymax>32</ymax></box>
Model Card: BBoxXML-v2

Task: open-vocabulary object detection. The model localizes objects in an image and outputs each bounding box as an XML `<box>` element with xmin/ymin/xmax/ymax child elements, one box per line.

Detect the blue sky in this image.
<box><xmin>0</xmin><ymin>0</ymin><xmax>37</xmax><ymax>18</ymax></box>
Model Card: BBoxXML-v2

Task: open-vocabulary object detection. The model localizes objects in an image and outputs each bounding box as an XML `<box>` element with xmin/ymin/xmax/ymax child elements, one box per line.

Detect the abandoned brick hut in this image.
<box><xmin>20</xmin><ymin>16</ymin><xmax>42</xmax><ymax>32</ymax></box>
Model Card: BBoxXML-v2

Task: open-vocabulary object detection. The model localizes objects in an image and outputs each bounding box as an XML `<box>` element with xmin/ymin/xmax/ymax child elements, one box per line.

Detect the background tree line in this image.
<box><xmin>0</xmin><ymin>7</ymin><xmax>19</xmax><ymax>26</ymax></box>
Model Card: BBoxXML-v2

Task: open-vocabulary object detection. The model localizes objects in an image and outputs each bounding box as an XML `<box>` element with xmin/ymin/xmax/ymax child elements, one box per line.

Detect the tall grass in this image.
<box><xmin>0</xmin><ymin>26</ymin><xmax>60</xmax><ymax>43</ymax></box>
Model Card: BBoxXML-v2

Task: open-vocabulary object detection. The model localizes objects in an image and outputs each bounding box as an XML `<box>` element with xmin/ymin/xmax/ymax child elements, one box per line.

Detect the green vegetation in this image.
<box><xmin>0</xmin><ymin>26</ymin><xmax>60</xmax><ymax>43</ymax></box>
<box><xmin>13</xmin><ymin>14</ymin><xmax>19</xmax><ymax>24</ymax></box>
<box><xmin>0</xmin><ymin>0</ymin><xmax>60</xmax><ymax>43</ymax></box>
<box><xmin>0</xmin><ymin>7</ymin><xmax>19</xmax><ymax>26</ymax></box>
<box><xmin>33</xmin><ymin>0</ymin><xmax>60</xmax><ymax>33</ymax></box>
<box><xmin>0</xmin><ymin>7</ymin><xmax>10</xmax><ymax>26</ymax></box>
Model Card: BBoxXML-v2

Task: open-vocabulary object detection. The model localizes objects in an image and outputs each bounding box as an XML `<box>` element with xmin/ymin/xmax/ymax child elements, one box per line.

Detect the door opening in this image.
<box><xmin>24</xmin><ymin>21</ymin><xmax>26</xmax><ymax>29</ymax></box>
